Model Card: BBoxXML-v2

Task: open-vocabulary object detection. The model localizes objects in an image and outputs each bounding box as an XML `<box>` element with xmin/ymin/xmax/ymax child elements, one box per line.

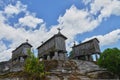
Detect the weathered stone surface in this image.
<box><xmin>0</xmin><ymin>78</ymin><xmax>25</xmax><ymax>80</ymax></box>
<box><xmin>45</xmin><ymin>60</ymin><xmax>115</xmax><ymax>80</ymax></box>
<box><xmin>52</xmin><ymin>52</ymin><xmax>59</xmax><ymax>60</ymax></box>
<box><xmin>0</xmin><ymin>60</ymin><xmax>116</xmax><ymax>80</ymax></box>
<box><xmin>10</xmin><ymin>62</ymin><xmax>24</xmax><ymax>73</ymax></box>
<box><xmin>47</xmin><ymin>75</ymin><xmax>60</xmax><ymax>80</ymax></box>
<box><xmin>74</xmin><ymin>60</ymin><xmax>105</xmax><ymax>74</ymax></box>
<box><xmin>59</xmin><ymin>53</ymin><xmax>64</xmax><ymax>60</ymax></box>
<box><xmin>87</xmin><ymin>71</ymin><xmax>115</xmax><ymax>79</ymax></box>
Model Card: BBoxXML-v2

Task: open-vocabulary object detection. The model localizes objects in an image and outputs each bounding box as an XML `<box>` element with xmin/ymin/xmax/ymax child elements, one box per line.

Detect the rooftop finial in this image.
<box><xmin>57</xmin><ymin>28</ymin><xmax>62</xmax><ymax>33</ymax></box>
<box><xmin>41</xmin><ymin>41</ymin><xmax>44</xmax><ymax>44</ymax></box>
<box><xmin>73</xmin><ymin>41</ymin><xmax>76</xmax><ymax>46</ymax></box>
<box><xmin>26</xmin><ymin>39</ymin><xmax>28</xmax><ymax>42</ymax></box>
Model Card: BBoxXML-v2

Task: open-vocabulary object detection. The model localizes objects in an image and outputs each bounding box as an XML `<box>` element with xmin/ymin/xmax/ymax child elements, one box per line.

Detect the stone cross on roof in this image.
<box><xmin>73</xmin><ymin>41</ymin><xmax>76</xmax><ymax>46</ymax></box>
<box><xmin>26</xmin><ymin>39</ymin><xmax>28</xmax><ymax>42</ymax></box>
<box><xmin>57</xmin><ymin>28</ymin><xmax>62</xmax><ymax>33</ymax></box>
<box><xmin>41</xmin><ymin>41</ymin><xmax>44</xmax><ymax>44</ymax></box>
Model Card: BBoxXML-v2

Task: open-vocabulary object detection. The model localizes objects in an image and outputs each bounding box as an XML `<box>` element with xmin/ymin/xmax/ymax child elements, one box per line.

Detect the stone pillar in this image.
<box><xmin>20</xmin><ymin>57</ymin><xmax>24</xmax><ymax>62</ymax></box>
<box><xmin>59</xmin><ymin>53</ymin><xmax>64</xmax><ymax>60</ymax></box>
<box><xmin>90</xmin><ymin>55</ymin><xmax>93</xmax><ymax>61</ymax></box>
<box><xmin>47</xmin><ymin>55</ymin><xmax>50</xmax><ymax>60</ymax></box>
<box><xmin>85</xmin><ymin>55</ymin><xmax>88</xmax><ymax>61</ymax></box>
<box><xmin>64</xmin><ymin>53</ymin><xmax>68</xmax><ymax>60</ymax></box>
<box><xmin>16</xmin><ymin>58</ymin><xmax>19</xmax><ymax>62</ymax></box>
<box><xmin>52</xmin><ymin>51</ymin><xmax>58</xmax><ymax>60</ymax></box>
<box><xmin>95</xmin><ymin>54</ymin><xmax>98</xmax><ymax>61</ymax></box>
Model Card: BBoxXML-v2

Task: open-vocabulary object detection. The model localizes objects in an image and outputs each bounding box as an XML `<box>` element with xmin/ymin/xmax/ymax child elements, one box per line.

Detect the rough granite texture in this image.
<box><xmin>0</xmin><ymin>60</ymin><xmax>116</xmax><ymax>80</ymax></box>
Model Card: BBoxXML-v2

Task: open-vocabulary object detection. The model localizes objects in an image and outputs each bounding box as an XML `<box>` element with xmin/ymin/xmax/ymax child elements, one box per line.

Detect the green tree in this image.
<box><xmin>97</xmin><ymin>48</ymin><xmax>120</xmax><ymax>78</ymax></box>
<box><xmin>24</xmin><ymin>49</ymin><xmax>45</xmax><ymax>79</ymax></box>
<box><xmin>69</xmin><ymin>51</ymin><xmax>73</xmax><ymax>59</ymax></box>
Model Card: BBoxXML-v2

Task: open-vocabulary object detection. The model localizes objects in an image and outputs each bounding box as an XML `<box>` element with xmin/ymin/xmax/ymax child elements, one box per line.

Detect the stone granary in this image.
<box><xmin>0</xmin><ymin>40</ymin><xmax>33</xmax><ymax>75</ymax></box>
<box><xmin>37</xmin><ymin>29</ymin><xmax>67</xmax><ymax>60</ymax></box>
<box><xmin>71</xmin><ymin>38</ymin><xmax>101</xmax><ymax>61</ymax></box>
<box><xmin>12</xmin><ymin>40</ymin><xmax>32</xmax><ymax>62</ymax></box>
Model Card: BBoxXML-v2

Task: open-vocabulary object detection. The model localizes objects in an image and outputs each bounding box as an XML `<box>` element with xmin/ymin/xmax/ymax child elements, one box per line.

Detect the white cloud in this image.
<box><xmin>83</xmin><ymin>29</ymin><xmax>120</xmax><ymax>46</ymax></box>
<box><xmin>90</xmin><ymin>0</ymin><xmax>120</xmax><ymax>22</ymax></box>
<box><xmin>18</xmin><ymin>15</ymin><xmax>43</xmax><ymax>28</ymax></box>
<box><xmin>0</xmin><ymin>40</ymin><xmax>13</xmax><ymax>62</ymax></box>
<box><xmin>82</xmin><ymin>0</ymin><xmax>93</xmax><ymax>5</ymax></box>
<box><xmin>0</xmin><ymin>49</ymin><xmax>13</xmax><ymax>62</ymax></box>
<box><xmin>57</xmin><ymin>5</ymin><xmax>99</xmax><ymax>45</ymax></box>
<box><xmin>0</xmin><ymin>41</ymin><xmax>7</xmax><ymax>52</ymax></box>
<box><xmin>0</xmin><ymin>1</ymin><xmax>52</xmax><ymax>62</ymax></box>
<box><xmin>0</xmin><ymin>20</ymin><xmax>47</xmax><ymax>48</ymax></box>
<box><xmin>4</xmin><ymin>1</ymin><xmax>27</xmax><ymax>16</ymax></box>
<box><xmin>0</xmin><ymin>11</ymin><xmax>6</xmax><ymax>23</ymax></box>
<box><xmin>90</xmin><ymin>0</ymin><xmax>111</xmax><ymax>15</ymax></box>
<box><xmin>98</xmin><ymin>0</ymin><xmax>120</xmax><ymax>21</ymax></box>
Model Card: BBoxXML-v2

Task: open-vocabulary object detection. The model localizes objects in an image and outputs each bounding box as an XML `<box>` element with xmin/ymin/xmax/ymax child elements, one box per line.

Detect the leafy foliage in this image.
<box><xmin>97</xmin><ymin>48</ymin><xmax>120</xmax><ymax>77</ymax></box>
<box><xmin>69</xmin><ymin>51</ymin><xmax>74</xmax><ymax>59</ymax></box>
<box><xmin>24</xmin><ymin>49</ymin><xmax>46</xmax><ymax>79</ymax></box>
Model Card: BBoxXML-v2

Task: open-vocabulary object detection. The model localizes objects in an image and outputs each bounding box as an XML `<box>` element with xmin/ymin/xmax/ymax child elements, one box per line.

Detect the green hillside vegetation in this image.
<box><xmin>24</xmin><ymin>49</ymin><xmax>47</xmax><ymax>80</ymax></box>
<box><xmin>97</xmin><ymin>48</ymin><xmax>120</xmax><ymax>78</ymax></box>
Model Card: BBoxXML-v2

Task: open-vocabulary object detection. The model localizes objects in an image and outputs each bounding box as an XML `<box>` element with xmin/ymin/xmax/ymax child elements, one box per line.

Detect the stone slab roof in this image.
<box><xmin>12</xmin><ymin>42</ymin><xmax>32</xmax><ymax>53</ymax></box>
<box><xmin>37</xmin><ymin>32</ymin><xmax>67</xmax><ymax>49</ymax></box>
<box><xmin>73</xmin><ymin>38</ymin><xmax>99</xmax><ymax>48</ymax></box>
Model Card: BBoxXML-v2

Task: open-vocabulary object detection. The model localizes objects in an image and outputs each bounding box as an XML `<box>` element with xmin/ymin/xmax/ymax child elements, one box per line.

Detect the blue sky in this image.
<box><xmin>0</xmin><ymin>0</ymin><xmax>120</xmax><ymax>62</ymax></box>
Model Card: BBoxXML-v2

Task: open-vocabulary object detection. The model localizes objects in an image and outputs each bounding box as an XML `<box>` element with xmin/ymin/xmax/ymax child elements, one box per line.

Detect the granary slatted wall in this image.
<box><xmin>72</xmin><ymin>38</ymin><xmax>100</xmax><ymax>59</ymax></box>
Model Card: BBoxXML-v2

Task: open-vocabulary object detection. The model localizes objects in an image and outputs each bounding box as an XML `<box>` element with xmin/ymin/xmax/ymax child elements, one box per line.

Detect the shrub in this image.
<box><xmin>24</xmin><ymin>50</ymin><xmax>46</xmax><ymax>79</ymax></box>
<box><xmin>97</xmin><ymin>48</ymin><xmax>120</xmax><ymax>78</ymax></box>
